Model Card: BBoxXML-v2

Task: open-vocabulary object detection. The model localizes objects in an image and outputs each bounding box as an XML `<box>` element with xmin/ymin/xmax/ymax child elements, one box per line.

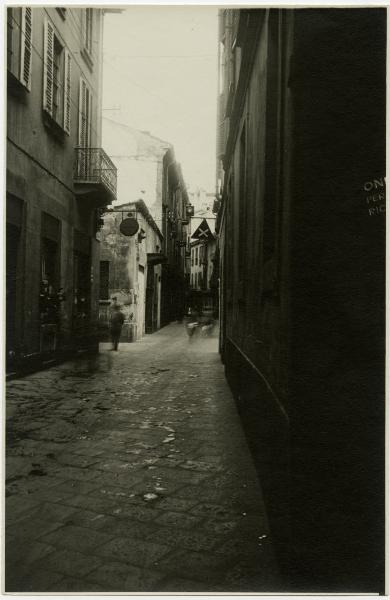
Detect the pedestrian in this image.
<box><xmin>110</xmin><ymin>302</ymin><xmax>125</xmax><ymax>351</ymax></box>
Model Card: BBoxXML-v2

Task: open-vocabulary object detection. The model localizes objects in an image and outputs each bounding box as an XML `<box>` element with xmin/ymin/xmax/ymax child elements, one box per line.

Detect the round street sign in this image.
<box><xmin>120</xmin><ymin>218</ymin><xmax>139</xmax><ymax>236</ymax></box>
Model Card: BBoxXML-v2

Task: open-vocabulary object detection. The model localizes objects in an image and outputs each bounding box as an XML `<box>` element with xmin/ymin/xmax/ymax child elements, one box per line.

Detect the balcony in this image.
<box><xmin>74</xmin><ymin>147</ymin><xmax>117</xmax><ymax>208</ymax></box>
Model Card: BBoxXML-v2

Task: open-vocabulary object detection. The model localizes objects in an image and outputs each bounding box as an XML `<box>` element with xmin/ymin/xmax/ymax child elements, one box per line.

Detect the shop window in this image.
<box><xmin>6</xmin><ymin>223</ymin><xmax>21</xmax><ymax>356</ymax></box>
<box><xmin>73</xmin><ymin>252</ymin><xmax>90</xmax><ymax>327</ymax></box>
<box><xmin>40</xmin><ymin>214</ymin><xmax>61</xmax><ymax>325</ymax></box>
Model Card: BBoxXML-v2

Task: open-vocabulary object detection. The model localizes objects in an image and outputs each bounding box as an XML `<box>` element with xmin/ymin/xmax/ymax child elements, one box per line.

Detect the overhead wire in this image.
<box><xmin>102</xmin><ymin>55</ymin><xmax>172</xmax><ymax>109</ymax></box>
<box><xmin>103</xmin><ymin>53</ymin><xmax>216</xmax><ymax>60</ymax></box>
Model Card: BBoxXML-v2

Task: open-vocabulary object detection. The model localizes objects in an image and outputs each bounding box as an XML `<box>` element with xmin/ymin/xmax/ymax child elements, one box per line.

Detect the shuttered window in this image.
<box><xmin>78</xmin><ymin>77</ymin><xmax>92</xmax><ymax>147</ymax></box>
<box><xmin>84</xmin><ymin>9</ymin><xmax>93</xmax><ymax>55</ymax></box>
<box><xmin>43</xmin><ymin>18</ymin><xmax>54</xmax><ymax>115</ymax></box>
<box><xmin>20</xmin><ymin>7</ymin><xmax>32</xmax><ymax>89</ymax></box>
<box><xmin>7</xmin><ymin>7</ymin><xmax>32</xmax><ymax>90</ymax></box>
<box><xmin>63</xmin><ymin>49</ymin><xmax>71</xmax><ymax>134</ymax></box>
<box><xmin>81</xmin><ymin>8</ymin><xmax>94</xmax><ymax>69</ymax></box>
<box><xmin>43</xmin><ymin>17</ymin><xmax>71</xmax><ymax>134</ymax></box>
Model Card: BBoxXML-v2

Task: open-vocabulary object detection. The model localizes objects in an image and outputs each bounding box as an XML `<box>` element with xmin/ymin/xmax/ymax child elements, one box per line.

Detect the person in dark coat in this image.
<box><xmin>110</xmin><ymin>303</ymin><xmax>125</xmax><ymax>351</ymax></box>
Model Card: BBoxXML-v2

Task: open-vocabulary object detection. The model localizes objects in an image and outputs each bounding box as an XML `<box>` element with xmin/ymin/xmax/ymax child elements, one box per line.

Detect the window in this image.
<box><xmin>82</xmin><ymin>8</ymin><xmax>94</xmax><ymax>68</ymax></box>
<box><xmin>191</xmin><ymin>248</ymin><xmax>194</xmax><ymax>267</ymax></box>
<box><xmin>78</xmin><ymin>78</ymin><xmax>92</xmax><ymax>147</ymax></box>
<box><xmin>85</xmin><ymin>9</ymin><xmax>93</xmax><ymax>54</ymax></box>
<box><xmin>43</xmin><ymin>18</ymin><xmax>71</xmax><ymax>133</ymax></box>
<box><xmin>195</xmin><ymin>247</ymin><xmax>198</xmax><ymax>266</ymax></box>
<box><xmin>40</xmin><ymin>213</ymin><xmax>61</xmax><ymax>325</ymax></box>
<box><xmin>73</xmin><ymin>230</ymin><xmax>91</xmax><ymax>326</ymax></box>
<box><xmin>99</xmin><ymin>261</ymin><xmax>109</xmax><ymax>299</ymax></box>
<box><xmin>52</xmin><ymin>36</ymin><xmax>63</xmax><ymax>123</ymax></box>
<box><xmin>7</xmin><ymin>7</ymin><xmax>32</xmax><ymax>90</ymax></box>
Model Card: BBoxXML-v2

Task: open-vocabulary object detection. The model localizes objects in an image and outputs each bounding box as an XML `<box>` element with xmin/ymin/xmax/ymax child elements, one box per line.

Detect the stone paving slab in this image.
<box><xmin>5</xmin><ymin>323</ymin><xmax>281</xmax><ymax>592</ymax></box>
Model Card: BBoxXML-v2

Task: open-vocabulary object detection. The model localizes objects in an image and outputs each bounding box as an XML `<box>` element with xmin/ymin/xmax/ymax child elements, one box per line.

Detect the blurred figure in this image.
<box><xmin>110</xmin><ymin>301</ymin><xmax>125</xmax><ymax>351</ymax></box>
<box><xmin>200</xmin><ymin>319</ymin><xmax>214</xmax><ymax>337</ymax></box>
<box><xmin>184</xmin><ymin>307</ymin><xmax>199</xmax><ymax>339</ymax></box>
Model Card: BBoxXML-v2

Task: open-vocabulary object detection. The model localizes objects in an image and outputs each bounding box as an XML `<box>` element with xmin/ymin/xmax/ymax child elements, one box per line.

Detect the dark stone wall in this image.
<box><xmin>219</xmin><ymin>8</ymin><xmax>385</xmax><ymax>592</ymax></box>
<box><xmin>289</xmin><ymin>9</ymin><xmax>386</xmax><ymax>592</ymax></box>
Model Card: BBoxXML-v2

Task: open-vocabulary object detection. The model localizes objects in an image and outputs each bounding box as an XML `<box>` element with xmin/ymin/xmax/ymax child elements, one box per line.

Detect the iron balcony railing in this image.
<box><xmin>74</xmin><ymin>147</ymin><xmax>117</xmax><ymax>198</ymax></box>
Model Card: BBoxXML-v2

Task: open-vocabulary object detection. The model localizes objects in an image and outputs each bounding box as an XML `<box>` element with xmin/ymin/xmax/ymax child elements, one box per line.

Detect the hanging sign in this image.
<box><xmin>120</xmin><ymin>218</ymin><xmax>139</xmax><ymax>236</ymax></box>
<box><xmin>192</xmin><ymin>219</ymin><xmax>214</xmax><ymax>241</ymax></box>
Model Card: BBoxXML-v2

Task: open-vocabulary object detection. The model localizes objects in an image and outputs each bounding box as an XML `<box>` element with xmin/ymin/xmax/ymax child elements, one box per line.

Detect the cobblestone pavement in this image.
<box><xmin>5</xmin><ymin>323</ymin><xmax>280</xmax><ymax>593</ymax></box>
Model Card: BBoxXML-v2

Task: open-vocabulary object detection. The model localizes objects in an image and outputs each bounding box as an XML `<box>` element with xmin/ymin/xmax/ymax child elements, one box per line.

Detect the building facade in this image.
<box><xmin>98</xmin><ymin>201</ymin><xmax>163</xmax><ymax>341</ymax></box>
<box><xmin>7</xmin><ymin>7</ymin><xmax>117</xmax><ymax>370</ymax></box>
<box><xmin>101</xmin><ymin>120</ymin><xmax>191</xmax><ymax>328</ymax></box>
<box><xmin>188</xmin><ymin>210</ymin><xmax>218</xmax><ymax>315</ymax></box>
<box><xmin>160</xmin><ymin>152</ymin><xmax>191</xmax><ymax>324</ymax></box>
<box><xmin>216</xmin><ymin>8</ymin><xmax>385</xmax><ymax>592</ymax></box>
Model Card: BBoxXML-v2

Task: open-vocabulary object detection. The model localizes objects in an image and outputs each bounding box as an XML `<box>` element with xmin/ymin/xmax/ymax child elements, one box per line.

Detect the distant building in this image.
<box><xmin>99</xmin><ymin>200</ymin><xmax>163</xmax><ymax>341</ymax></box>
<box><xmin>187</xmin><ymin>208</ymin><xmax>218</xmax><ymax>315</ymax></box>
<box><xmin>6</xmin><ymin>7</ymin><xmax>117</xmax><ymax>370</ymax></box>
<box><xmin>187</xmin><ymin>188</ymin><xmax>215</xmax><ymax>214</ymax></box>
<box><xmin>102</xmin><ymin>118</ymin><xmax>169</xmax><ymax>225</ymax></box>
<box><xmin>101</xmin><ymin>120</ymin><xmax>190</xmax><ymax>329</ymax></box>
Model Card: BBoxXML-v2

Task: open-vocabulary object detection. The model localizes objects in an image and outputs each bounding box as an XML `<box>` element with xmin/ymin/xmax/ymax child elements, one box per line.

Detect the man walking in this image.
<box><xmin>110</xmin><ymin>301</ymin><xmax>125</xmax><ymax>351</ymax></box>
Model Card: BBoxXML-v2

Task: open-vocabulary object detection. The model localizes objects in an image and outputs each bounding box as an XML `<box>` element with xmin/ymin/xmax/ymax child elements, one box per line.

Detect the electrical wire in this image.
<box><xmin>103</xmin><ymin>55</ymin><xmax>172</xmax><ymax>109</ymax></box>
<box><xmin>103</xmin><ymin>53</ymin><xmax>216</xmax><ymax>60</ymax></box>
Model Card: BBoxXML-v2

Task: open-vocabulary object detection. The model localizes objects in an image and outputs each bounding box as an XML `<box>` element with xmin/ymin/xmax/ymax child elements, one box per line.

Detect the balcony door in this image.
<box><xmin>78</xmin><ymin>78</ymin><xmax>92</xmax><ymax>178</ymax></box>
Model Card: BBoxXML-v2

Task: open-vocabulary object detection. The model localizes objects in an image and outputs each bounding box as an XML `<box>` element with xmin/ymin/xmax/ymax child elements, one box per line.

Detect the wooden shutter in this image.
<box><xmin>20</xmin><ymin>7</ymin><xmax>32</xmax><ymax>90</ymax></box>
<box><xmin>87</xmin><ymin>87</ymin><xmax>92</xmax><ymax>147</ymax></box>
<box><xmin>63</xmin><ymin>49</ymin><xmax>71</xmax><ymax>134</ymax></box>
<box><xmin>43</xmin><ymin>18</ymin><xmax>54</xmax><ymax>115</ymax></box>
<box><xmin>78</xmin><ymin>77</ymin><xmax>86</xmax><ymax>146</ymax></box>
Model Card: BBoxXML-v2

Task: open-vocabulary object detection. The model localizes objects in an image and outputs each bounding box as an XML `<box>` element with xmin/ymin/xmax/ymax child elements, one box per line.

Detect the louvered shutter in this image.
<box><xmin>43</xmin><ymin>18</ymin><xmax>54</xmax><ymax>115</ymax></box>
<box><xmin>78</xmin><ymin>78</ymin><xmax>86</xmax><ymax>146</ymax></box>
<box><xmin>20</xmin><ymin>7</ymin><xmax>32</xmax><ymax>90</ymax></box>
<box><xmin>63</xmin><ymin>49</ymin><xmax>71</xmax><ymax>134</ymax></box>
<box><xmin>87</xmin><ymin>88</ymin><xmax>92</xmax><ymax>147</ymax></box>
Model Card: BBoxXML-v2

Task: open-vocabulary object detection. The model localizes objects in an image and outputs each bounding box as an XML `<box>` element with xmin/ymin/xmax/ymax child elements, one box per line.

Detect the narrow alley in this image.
<box><xmin>6</xmin><ymin>324</ymin><xmax>279</xmax><ymax>593</ymax></box>
<box><xmin>6</xmin><ymin>6</ymin><xmax>386</xmax><ymax>593</ymax></box>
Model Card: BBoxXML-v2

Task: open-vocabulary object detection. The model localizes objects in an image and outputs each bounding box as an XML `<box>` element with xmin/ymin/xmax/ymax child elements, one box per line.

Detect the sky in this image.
<box><xmin>102</xmin><ymin>7</ymin><xmax>219</xmax><ymax>193</ymax></box>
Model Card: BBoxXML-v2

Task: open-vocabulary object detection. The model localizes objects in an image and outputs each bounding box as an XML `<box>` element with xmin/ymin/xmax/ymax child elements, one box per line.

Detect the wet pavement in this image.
<box><xmin>5</xmin><ymin>323</ymin><xmax>280</xmax><ymax>592</ymax></box>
